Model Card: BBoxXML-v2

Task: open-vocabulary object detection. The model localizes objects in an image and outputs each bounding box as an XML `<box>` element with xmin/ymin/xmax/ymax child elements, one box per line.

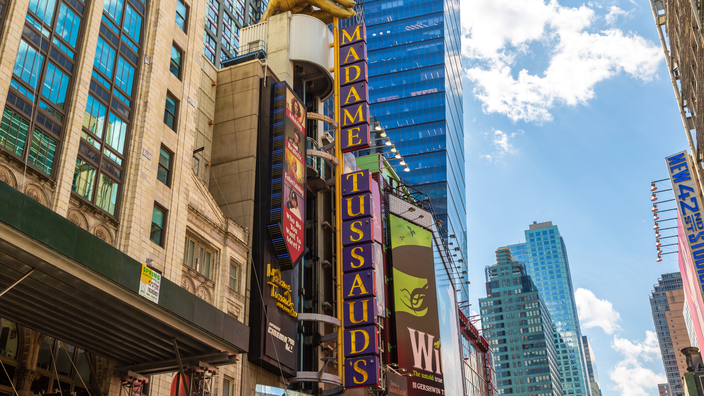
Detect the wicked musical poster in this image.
<box><xmin>390</xmin><ymin>215</ymin><xmax>445</xmax><ymax>396</ymax></box>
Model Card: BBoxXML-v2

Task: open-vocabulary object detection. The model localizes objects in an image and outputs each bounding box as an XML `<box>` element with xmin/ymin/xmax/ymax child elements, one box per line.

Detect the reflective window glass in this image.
<box><xmin>114</xmin><ymin>56</ymin><xmax>134</xmax><ymax>95</ymax></box>
<box><xmin>94</xmin><ymin>37</ymin><xmax>115</xmax><ymax>78</ymax></box>
<box><xmin>83</xmin><ymin>94</ymin><xmax>106</xmax><ymax>137</ymax></box>
<box><xmin>96</xmin><ymin>173</ymin><xmax>118</xmax><ymax>215</ymax></box>
<box><xmin>123</xmin><ymin>4</ymin><xmax>141</xmax><ymax>44</ymax></box>
<box><xmin>72</xmin><ymin>157</ymin><xmax>96</xmax><ymax>199</ymax></box>
<box><xmin>42</xmin><ymin>62</ymin><xmax>69</xmax><ymax>109</ymax></box>
<box><xmin>105</xmin><ymin>112</ymin><xmax>126</xmax><ymax>153</ymax></box>
<box><xmin>13</xmin><ymin>40</ymin><xmax>44</xmax><ymax>89</ymax></box>
<box><xmin>55</xmin><ymin>3</ymin><xmax>80</xmax><ymax>47</ymax></box>
<box><xmin>28</xmin><ymin>128</ymin><xmax>57</xmax><ymax>174</ymax></box>
<box><xmin>0</xmin><ymin>108</ymin><xmax>29</xmax><ymax>156</ymax></box>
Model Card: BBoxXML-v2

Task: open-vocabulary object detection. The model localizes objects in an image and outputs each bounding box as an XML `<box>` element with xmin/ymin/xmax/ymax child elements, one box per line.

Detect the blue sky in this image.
<box><xmin>460</xmin><ymin>0</ymin><xmax>687</xmax><ymax>395</ymax></box>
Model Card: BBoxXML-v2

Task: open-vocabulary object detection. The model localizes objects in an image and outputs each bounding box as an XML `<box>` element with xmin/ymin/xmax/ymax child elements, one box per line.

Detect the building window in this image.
<box><xmin>203</xmin><ymin>32</ymin><xmax>216</xmax><ymax>64</ymax></box>
<box><xmin>164</xmin><ymin>93</ymin><xmax>177</xmax><ymax>130</ymax></box>
<box><xmin>175</xmin><ymin>0</ymin><xmax>187</xmax><ymax>31</ymax></box>
<box><xmin>72</xmin><ymin>157</ymin><xmax>96</xmax><ymax>199</ymax></box>
<box><xmin>229</xmin><ymin>263</ymin><xmax>239</xmax><ymax>291</ymax></box>
<box><xmin>222</xmin><ymin>376</ymin><xmax>234</xmax><ymax>396</ymax></box>
<box><xmin>183</xmin><ymin>236</ymin><xmax>214</xmax><ymax>279</ymax></box>
<box><xmin>150</xmin><ymin>204</ymin><xmax>166</xmax><ymax>246</ymax></box>
<box><xmin>157</xmin><ymin>146</ymin><xmax>171</xmax><ymax>185</ymax></box>
<box><xmin>28</xmin><ymin>129</ymin><xmax>57</xmax><ymax>175</ymax></box>
<box><xmin>4</xmin><ymin>0</ymin><xmax>87</xmax><ymax>178</ymax></box>
<box><xmin>73</xmin><ymin>0</ymin><xmax>143</xmax><ymax>218</ymax></box>
<box><xmin>0</xmin><ymin>108</ymin><xmax>29</xmax><ymax>156</ymax></box>
<box><xmin>170</xmin><ymin>45</ymin><xmax>182</xmax><ymax>79</ymax></box>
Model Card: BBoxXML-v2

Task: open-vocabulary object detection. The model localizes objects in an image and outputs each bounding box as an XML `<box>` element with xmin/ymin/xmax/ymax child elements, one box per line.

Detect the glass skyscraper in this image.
<box><xmin>508</xmin><ymin>221</ymin><xmax>590</xmax><ymax>396</ymax></box>
<box><xmin>480</xmin><ymin>247</ymin><xmax>563</xmax><ymax>396</ymax></box>
<box><xmin>343</xmin><ymin>0</ymin><xmax>467</xmax><ymax>294</ymax></box>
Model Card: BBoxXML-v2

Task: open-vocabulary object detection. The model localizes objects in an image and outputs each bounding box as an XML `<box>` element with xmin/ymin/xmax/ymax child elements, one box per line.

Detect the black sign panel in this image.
<box><xmin>249</xmin><ymin>77</ymin><xmax>299</xmax><ymax>377</ymax></box>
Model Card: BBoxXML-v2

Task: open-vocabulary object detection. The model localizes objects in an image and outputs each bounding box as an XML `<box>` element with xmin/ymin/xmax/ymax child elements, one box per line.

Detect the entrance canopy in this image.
<box><xmin>0</xmin><ymin>182</ymin><xmax>248</xmax><ymax>374</ymax></box>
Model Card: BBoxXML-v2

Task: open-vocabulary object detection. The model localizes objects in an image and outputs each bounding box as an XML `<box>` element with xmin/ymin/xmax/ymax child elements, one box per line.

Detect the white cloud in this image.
<box><xmin>462</xmin><ymin>0</ymin><xmax>662</xmax><ymax>122</ymax></box>
<box><xmin>605</xmin><ymin>6</ymin><xmax>630</xmax><ymax>24</ymax></box>
<box><xmin>610</xmin><ymin>331</ymin><xmax>666</xmax><ymax>396</ymax></box>
<box><xmin>575</xmin><ymin>288</ymin><xmax>622</xmax><ymax>334</ymax></box>
<box><xmin>479</xmin><ymin>130</ymin><xmax>520</xmax><ymax>161</ymax></box>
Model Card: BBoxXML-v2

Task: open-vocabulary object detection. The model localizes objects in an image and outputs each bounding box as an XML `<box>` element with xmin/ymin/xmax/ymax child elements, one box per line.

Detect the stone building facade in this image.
<box><xmin>0</xmin><ymin>0</ymin><xmax>251</xmax><ymax>391</ymax></box>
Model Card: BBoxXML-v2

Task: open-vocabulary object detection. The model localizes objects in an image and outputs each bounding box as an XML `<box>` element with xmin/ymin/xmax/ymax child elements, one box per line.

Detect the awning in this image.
<box><xmin>0</xmin><ymin>181</ymin><xmax>248</xmax><ymax>373</ymax></box>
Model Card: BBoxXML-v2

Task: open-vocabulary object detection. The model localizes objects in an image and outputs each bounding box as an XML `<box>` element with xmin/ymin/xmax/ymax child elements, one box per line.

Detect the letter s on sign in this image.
<box><xmin>353</xmin><ymin>359</ymin><xmax>369</xmax><ymax>384</ymax></box>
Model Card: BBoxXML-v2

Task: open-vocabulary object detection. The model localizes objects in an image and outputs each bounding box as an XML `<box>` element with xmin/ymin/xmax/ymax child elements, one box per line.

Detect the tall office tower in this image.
<box><xmin>650</xmin><ymin>273</ymin><xmax>692</xmax><ymax>396</ymax></box>
<box><xmin>341</xmin><ymin>0</ymin><xmax>467</xmax><ymax>299</ymax></box>
<box><xmin>508</xmin><ymin>221</ymin><xmax>590</xmax><ymax>396</ymax></box>
<box><xmin>202</xmin><ymin>0</ymin><xmax>260</xmax><ymax>67</ymax></box>
<box><xmin>582</xmin><ymin>336</ymin><xmax>602</xmax><ymax>396</ymax></box>
<box><xmin>480</xmin><ymin>247</ymin><xmax>563</xmax><ymax>396</ymax></box>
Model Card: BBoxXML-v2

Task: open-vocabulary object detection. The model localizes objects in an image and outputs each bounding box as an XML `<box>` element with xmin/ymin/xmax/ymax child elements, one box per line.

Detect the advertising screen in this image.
<box><xmin>267</xmin><ymin>82</ymin><xmax>306</xmax><ymax>270</ymax></box>
<box><xmin>390</xmin><ymin>215</ymin><xmax>445</xmax><ymax>396</ymax></box>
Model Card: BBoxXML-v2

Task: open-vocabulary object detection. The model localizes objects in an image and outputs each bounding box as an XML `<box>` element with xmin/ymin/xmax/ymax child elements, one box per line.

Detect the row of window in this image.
<box><xmin>149</xmin><ymin>204</ymin><xmax>240</xmax><ymax>291</ymax></box>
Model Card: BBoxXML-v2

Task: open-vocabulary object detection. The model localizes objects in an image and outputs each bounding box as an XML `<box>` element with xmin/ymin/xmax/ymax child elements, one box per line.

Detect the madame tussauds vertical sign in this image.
<box><xmin>268</xmin><ymin>82</ymin><xmax>306</xmax><ymax>271</ymax></box>
<box><xmin>341</xmin><ymin>169</ymin><xmax>381</xmax><ymax>388</ymax></box>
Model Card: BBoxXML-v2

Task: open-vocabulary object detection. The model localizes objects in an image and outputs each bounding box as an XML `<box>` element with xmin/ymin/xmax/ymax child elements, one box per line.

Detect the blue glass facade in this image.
<box><xmin>508</xmin><ymin>222</ymin><xmax>590</xmax><ymax>396</ymax></box>
<box><xmin>344</xmin><ymin>0</ymin><xmax>467</xmax><ymax>300</ymax></box>
<box><xmin>480</xmin><ymin>248</ymin><xmax>563</xmax><ymax>396</ymax></box>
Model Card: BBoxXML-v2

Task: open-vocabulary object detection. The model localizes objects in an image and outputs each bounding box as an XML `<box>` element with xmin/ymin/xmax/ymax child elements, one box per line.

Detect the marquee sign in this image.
<box><xmin>268</xmin><ymin>82</ymin><xmax>306</xmax><ymax>271</ymax></box>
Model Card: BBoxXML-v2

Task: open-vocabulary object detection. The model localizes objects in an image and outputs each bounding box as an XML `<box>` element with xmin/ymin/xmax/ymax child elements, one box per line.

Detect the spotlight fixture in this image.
<box><xmin>654</xmin><ymin>222</ymin><xmax>660</xmax><ymax>230</ymax></box>
<box><xmin>373</xmin><ymin>121</ymin><xmax>382</xmax><ymax>131</ymax></box>
<box><xmin>652</xmin><ymin>204</ymin><xmax>658</xmax><ymax>212</ymax></box>
<box><xmin>395</xmin><ymin>152</ymin><xmax>401</xmax><ymax>159</ymax></box>
<box><xmin>655</xmin><ymin>231</ymin><xmax>662</xmax><ymax>238</ymax></box>
<box><xmin>391</xmin><ymin>145</ymin><xmax>397</xmax><ymax>153</ymax></box>
<box><xmin>380</xmin><ymin>131</ymin><xmax>387</xmax><ymax>137</ymax></box>
<box><xmin>656</xmin><ymin>240</ymin><xmax>662</xmax><ymax>248</ymax></box>
<box><xmin>651</xmin><ymin>182</ymin><xmax>657</xmax><ymax>192</ymax></box>
<box><xmin>651</xmin><ymin>193</ymin><xmax>658</xmax><ymax>202</ymax></box>
<box><xmin>404</xmin><ymin>166</ymin><xmax>410</xmax><ymax>172</ymax></box>
<box><xmin>654</xmin><ymin>214</ymin><xmax>660</xmax><ymax>221</ymax></box>
<box><xmin>400</xmin><ymin>159</ymin><xmax>406</xmax><ymax>165</ymax></box>
<box><xmin>657</xmin><ymin>256</ymin><xmax>662</xmax><ymax>262</ymax></box>
<box><xmin>385</xmin><ymin>138</ymin><xmax>391</xmax><ymax>146</ymax></box>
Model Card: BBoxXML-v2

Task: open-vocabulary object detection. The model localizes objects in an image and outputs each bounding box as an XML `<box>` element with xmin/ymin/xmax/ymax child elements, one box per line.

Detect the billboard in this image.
<box><xmin>677</xmin><ymin>209</ymin><xmax>704</xmax><ymax>348</ymax></box>
<box><xmin>390</xmin><ymin>215</ymin><xmax>444</xmax><ymax>396</ymax></box>
<box><xmin>268</xmin><ymin>82</ymin><xmax>306</xmax><ymax>271</ymax></box>
<box><xmin>666</xmin><ymin>152</ymin><xmax>704</xmax><ymax>302</ymax></box>
<box><xmin>249</xmin><ymin>78</ymin><xmax>299</xmax><ymax>376</ymax></box>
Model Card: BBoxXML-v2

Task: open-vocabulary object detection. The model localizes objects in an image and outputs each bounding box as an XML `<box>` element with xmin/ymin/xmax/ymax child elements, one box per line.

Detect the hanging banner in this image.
<box><xmin>268</xmin><ymin>82</ymin><xmax>306</xmax><ymax>270</ymax></box>
<box><xmin>390</xmin><ymin>215</ymin><xmax>444</xmax><ymax>396</ymax></box>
